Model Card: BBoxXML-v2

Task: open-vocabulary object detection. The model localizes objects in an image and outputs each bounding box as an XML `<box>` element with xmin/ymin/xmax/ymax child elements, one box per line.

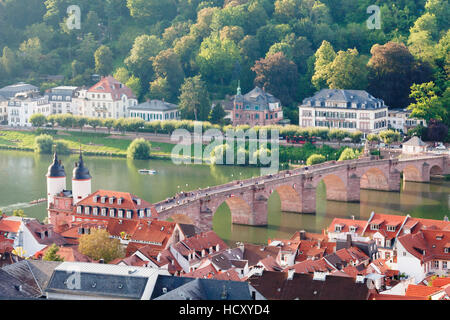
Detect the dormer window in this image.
<box><xmin>101</xmin><ymin>196</ymin><xmax>107</xmax><ymax>204</ymax></box>
<box><xmin>93</xmin><ymin>195</ymin><xmax>99</xmax><ymax>203</ymax></box>
<box><xmin>118</xmin><ymin>198</ymin><xmax>123</xmax><ymax>205</ymax></box>
<box><xmin>387</xmin><ymin>225</ymin><xmax>396</xmax><ymax>232</ymax></box>
<box><xmin>335</xmin><ymin>224</ymin><xmax>343</xmax><ymax>232</ymax></box>
<box><xmin>109</xmin><ymin>197</ymin><xmax>115</xmax><ymax>204</ymax></box>
<box><xmin>444</xmin><ymin>248</ymin><xmax>449</xmax><ymax>253</ymax></box>
<box><xmin>350</xmin><ymin>226</ymin><xmax>357</xmax><ymax>233</ymax></box>
<box><xmin>370</xmin><ymin>223</ymin><xmax>380</xmax><ymax>230</ymax></box>
<box><xmin>77</xmin><ymin>206</ymin><xmax>82</xmax><ymax>214</ymax></box>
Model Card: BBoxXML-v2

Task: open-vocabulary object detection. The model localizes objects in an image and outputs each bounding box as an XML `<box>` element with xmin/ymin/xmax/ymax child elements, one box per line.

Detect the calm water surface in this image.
<box><xmin>0</xmin><ymin>150</ymin><xmax>449</xmax><ymax>245</ymax></box>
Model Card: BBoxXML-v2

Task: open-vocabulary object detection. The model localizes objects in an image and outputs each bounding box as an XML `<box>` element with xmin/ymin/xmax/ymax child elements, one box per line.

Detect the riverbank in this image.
<box><xmin>0</xmin><ymin>128</ymin><xmax>355</xmax><ymax>165</ymax></box>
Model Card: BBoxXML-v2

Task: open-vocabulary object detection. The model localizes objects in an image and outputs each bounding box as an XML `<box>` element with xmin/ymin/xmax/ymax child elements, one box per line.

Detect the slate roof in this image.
<box><xmin>150</xmin><ymin>274</ymin><xmax>194</xmax><ymax>299</ymax></box>
<box><xmin>0</xmin><ymin>83</ymin><xmax>38</xmax><ymax>99</ymax></box>
<box><xmin>403</xmin><ymin>136</ymin><xmax>426</xmax><ymax>146</ymax></box>
<box><xmin>248</xmin><ymin>271</ymin><xmax>370</xmax><ymax>300</ymax></box>
<box><xmin>2</xmin><ymin>260</ymin><xmax>61</xmax><ymax>297</ymax></box>
<box><xmin>243</xmin><ymin>243</ymin><xmax>280</xmax><ymax>267</ymax></box>
<box><xmin>154</xmin><ymin>278</ymin><xmax>254</xmax><ymax>300</ymax></box>
<box><xmin>0</xmin><ymin>268</ymin><xmax>39</xmax><ymax>299</ymax></box>
<box><xmin>301</xmin><ymin>89</ymin><xmax>386</xmax><ymax>110</ymax></box>
<box><xmin>129</xmin><ymin>99</ymin><xmax>178</xmax><ymax>112</ymax></box>
<box><xmin>234</xmin><ymin>86</ymin><xmax>281</xmax><ymax>111</ymax></box>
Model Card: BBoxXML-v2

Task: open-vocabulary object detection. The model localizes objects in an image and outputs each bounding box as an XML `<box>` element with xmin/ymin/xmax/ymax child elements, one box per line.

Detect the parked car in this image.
<box><xmin>436</xmin><ymin>143</ymin><xmax>446</xmax><ymax>150</ymax></box>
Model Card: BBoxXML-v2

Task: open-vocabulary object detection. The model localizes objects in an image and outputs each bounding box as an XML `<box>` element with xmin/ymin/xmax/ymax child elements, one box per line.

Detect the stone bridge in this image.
<box><xmin>154</xmin><ymin>155</ymin><xmax>450</xmax><ymax>231</ymax></box>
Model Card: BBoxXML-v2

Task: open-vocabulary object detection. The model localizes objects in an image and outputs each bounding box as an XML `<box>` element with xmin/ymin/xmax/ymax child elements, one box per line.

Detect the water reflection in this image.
<box><xmin>0</xmin><ymin>150</ymin><xmax>449</xmax><ymax>245</ymax></box>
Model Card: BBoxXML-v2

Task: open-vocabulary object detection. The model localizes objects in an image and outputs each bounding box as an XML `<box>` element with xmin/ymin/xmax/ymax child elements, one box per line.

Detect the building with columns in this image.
<box><xmin>298</xmin><ymin>89</ymin><xmax>388</xmax><ymax>135</ymax></box>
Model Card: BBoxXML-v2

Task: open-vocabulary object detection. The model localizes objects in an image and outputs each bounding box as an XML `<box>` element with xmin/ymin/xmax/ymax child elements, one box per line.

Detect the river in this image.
<box><xmin>0</xmin><ymin>150</ymin><xmax>449</xmax><ymax>245</ymax></box>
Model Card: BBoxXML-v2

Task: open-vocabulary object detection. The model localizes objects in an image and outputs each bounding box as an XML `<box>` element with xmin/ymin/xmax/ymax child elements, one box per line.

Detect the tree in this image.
<box><xmin>43</xmin><ymin>244</ymin><xmax>64</xmax><ymax>261</ymax></box>
<box><xmin>338</xmin><ymin>148</ymin><xmax>359</xmax><ymax>161</ymax></box>
<box><xmin>73</xmin><ymin>116</ymin><xmax>88</xmax><ymax>131</ymax></box>
<box><xmin>127</xmin><ymin>138</ymin><xmax>151</xmax><ymax>160</ymax></box>
<box><xmin>379</xmin><ymin>130</ymin><xmax>401</xmax><ymax>147</ymax></box>
<box><xmin>407</xmin><ymin>82</ymin><xmax>447</xmax><ymax>122</ymax></box>
<box><xmin>125</xmin><ymin>35</ymin><xmax>163</xmax><ymax>82</ymax></box>
<box><xmin>55</xmin><ymin>140</ymin><xmax>70</xmax><ymax>155</ymax></box>
<box><xmin>78</xmin><ymin>229</ymin><xmax>124</xmax><ymax>263</ymax></box>
<box><xmin>178</xmin><ymin>76</ymin><xmax>211</xmax><ymax>121</ymax></box>
<box><xmin>19</xmin><ymin>37</ymin><xmax>42</xmax><ymax>69</ymax></box>
<box><xmin>94</xmin><ymin>45</ymin><xmax>113</xmax><ymax>76</ymax></box>
<box><xmin>252</xmin><ymin>52</ymin><xmax>299</xmax><ymax>106</ymax></box>
<box><xmin>328</xmin><ymin>129</ymin><xmax>348</xmax><ymax>146</ymax></box>
<box><xmin>125</xmin><ymin>76</ymin><xmax>142</xmax><ymax>99</ymax></box>
<box><xmin>350</xmin><ymin>131</ymin><xmax>363</xmax><ymax>143</ymax></box>
<box><xmin>1</xmin><ymin>46</ymin><xmax>19</xmax><ymax>76</ymax></box>
<box><xmin>326</xmin><ymin>48</ymin><xmax>368</xmax><ymax>90</ymax></box>
<box><xmin>367</xmin><ymin>42</ymin><xmax>432</xmax><ymax>108</ymax></box>
<box><xmin>151</xmin><ymin>49</ymin><xmax>185</xmax><ymax>101</ymax></box>
<box><xmin>29</xmin><ymin>114</ymin><xmax>47</xmax><ymax>129</ymax></box>
<box><xmin>367</xmin><ymin>133</ymin><xmax>380</xmax><ymax>143</ymax></box>
<box><xmin>209</xmin><ymin>103</ymin><xmax>227</xmax><ymax>125</ymax></box>
<box><xmin>311</xmin><ymin>40</ymin><xmax>336</xmax><ymax>90</ymax></box>
<box><xmin>12</xmin><ymin>209</ymin><xmax>26</xmax><ymax>217</ymax></box>
<box><xmin>103</xmin><ymin>118</ymin><xmax>116</xmax><ymax>134</ymax></box>
<box><xmin>113</xmin><ymin>67</ymin><xmax>131</xmax><ymax>84</ymax></box>
<box><xmin>34</xmin><ymin>134</ymin><xmax>54</xmax><ymax>154</ymax></box>
<box><xmin>76</xmin><ymin>33</ymin><xmax>98</xmax><ymax>68</ymax></box>
<box><xmin>197</xmin><ymin>36</ymin><xmax>240</xmax><ymax>86</ymax></box>
<box><xmin>306</xmin><ymin>154</ymin><xmax>326</xmax><ymax>165</ymax></box>
<box><xmin>426</xmin><ymin>119</ymin><xmax>448</xmax><ymax>142</ymax></box>
<box><xmin>126</xmin><ymin>0</ymin><xmax>177</xmax><ymax>22</ymax></box>
<box><xmin>88</xmin><ymin>118</ymin><xmax>102</xmax><ymax>131</ymax></box>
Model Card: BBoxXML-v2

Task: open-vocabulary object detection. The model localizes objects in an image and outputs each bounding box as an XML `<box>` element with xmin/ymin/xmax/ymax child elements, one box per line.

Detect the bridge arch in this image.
<box><xmin>211</xmin><ymin>195</ymin><xmax>254</xmax><ymax>226</ymax></box>
<box><xmin>360</xmin><ymin>168</ymin><xmax>389</xmax><ymax>191</ymax></box>
<box><xmin>429</xmin><ymin>164</ymin><xmax>443</xmax><ymax>176</ymax></box>
<box><xmin>267</xmin><ymin>184</ymin><xmax>302</xmax><ymax>213</ymax></box>
<box><xmin>317</xmin><ymin>174</ymin><xmax>347</xmax><ymax>202</ymax></box>
<box><xmin>402</xmin><ymin>164</ymin><xmax>422</xmax><ymax>182</ymax></box>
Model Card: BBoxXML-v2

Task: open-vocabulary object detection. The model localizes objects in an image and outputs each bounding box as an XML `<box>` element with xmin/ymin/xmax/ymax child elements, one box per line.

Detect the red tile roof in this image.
<box><xmin>405</xmin><ymin>284</ymin><xmax>444</xmax><ymax>298</ymax></box>
<box><xmin>397</xmin><ymin>229</ymin><xmax>450</xmax><ymax>263</ymax></box>
<box><xmin>327</xmin><ymin>218</ymin><xmax>367</xmax><ymax>234</ymax></box>
<box><xmin>0</xmin><ymin>219</ymin><xmax>21</xmax><ymax>233</ymax></box>
<box><xmin>369</xmin><ymin>293</ymin><xmax>428</xmax><ymax>300</ymax></box>
<box><xmin>88</xmin><ymin>76</ymin><xmax>136</xmax><ymax>101</ymax></box>
<box><xmin>431</xmin><ymin>277</ymin><xmax>450</xmax><ymax>288</ymax></box>
<box><xmin>287</xmin><ymin>258</ymin><xmax>334</xmax><ymax>274</ymax></box>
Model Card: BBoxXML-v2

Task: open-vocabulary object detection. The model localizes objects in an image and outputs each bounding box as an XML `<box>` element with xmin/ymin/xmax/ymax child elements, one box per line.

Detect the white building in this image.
<box><xmin>396</xmin><ymin>229</ymin><xmax>450</xmax><ymax>284</ymax></box>
<box><xmin>0</xmin><ymin>95</ymin><xmax>8</xmax><ymax>123</ymax></box>
<box><xmin>74</xmin><ymin>76</ymin><xmax>138</xmax><ymax>119</ymax></box>
<box><xmin>7</xmin><ymin>92</ymin><xmax>51</xmax><ymax>127</ymax></box>
<box><xmin>388</xmin><ymin>109</ymin><xmax>427</xmax><ymax>134</ymax></box>
<box><xmin>0</xmin><ymin>82</ymin><xmax>38</xmax><ymax>99</ymax></box>
<box><xmin>402</xmin><ymin>136</ymin><xmax>427</xmax><ymax>154</ymax></box>
<box><xmin>46</xmin><ymin>86</ymin><xmax>79</xmax><ymax>115</ymax></box>
<box><xmin>298</xmin><ymin>89</ymin><xmax>388</xmax><ymax>135</ymax></box>
<box><xmin>129</xmin><ymin>99</ymin><xmax>180</xmax><ymax>122</ymax></box>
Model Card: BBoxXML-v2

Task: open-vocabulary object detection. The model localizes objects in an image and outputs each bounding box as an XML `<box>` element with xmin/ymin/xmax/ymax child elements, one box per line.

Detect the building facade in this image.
<box><xmin>298</xmin><ymin>89</ymin><xmax>388</xmax><ymax>134</ymax></box>
<box><xmin>129</xmin><ymin>99</ymin><xmax>180</xmax><ymax>122</ymax></box>
<box><xmin>388</xmin><ymin>109</ymin><xmax>427</xmax><ymax>133</ymax></box>
<box><xmin>0</xmin><ymin>83</ymin><xmax>38</xmax><ymax>99</ymax></box>
<box><xmin>232</xmin><ymin>86</ymin><xmax>284</xmax><ymax>126</ymax></box>
<box><xmin>73</xmin><ymin>76</ymin><xmax>138</xmax><ymax>119</ymax></box>
<box><xmin>7</xmin><ymin>92</ymin><xmax>51</xmax><ymax>127</ymax></box>
<box><xmin>46</xmin><ymin>86</ymin><xmax>79</xmax><ymax>115</ymax></box>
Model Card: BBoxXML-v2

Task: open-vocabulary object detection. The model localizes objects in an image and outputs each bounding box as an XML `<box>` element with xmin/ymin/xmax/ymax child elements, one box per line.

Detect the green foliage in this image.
<box><xmin>12</xmin><ymin>209</ymin><xmax>26</xmax><ymax>217</ymax></box>
<box><xmin>407</xmin><ymin>82</ymin><xmax>447</xmax><ymax>122</ymax></box>
<box><xmin>94</xmin><ymin>45</ymin><xmax>113</xmax><ymax>76</ymax></box>
<box><xmin>127</xmin><ymin>138</ymin><xmax>151</xmax><ymax>160</ymax></box>
<box><xmin>306</xmin><ymin>153</ymin><xmax>326</xmax><ymax>165</ymax></box>
<box><xmin>43</xmin><ymin>244</ymin><xmax>64</xmax><ymax>262</ymax></box>
<box><xmin>54</xmin><ymin>140</ymin><xmax>70</xmax><ymax>155</ymax></box>
<box><xmin>29</xmin><ymin>113</ymin><xmax>47</xmax><ymax>128</ymax></box>
<box><xmin>178</xmin><ymin>76</ymin><xmax>211</xmax><ymax>121</ymax></box>
<box><xmin>78</xmin><ymin>229</ymin><xmax>124</xmax><ymax>263</ymax></box>
<box><xmin>338</xmin><ymin>148</ymin><xmax>359</xmax><ymax>161</ymax></box>
<box><xmin>379</xmin><ymin>130</ymin><xmax>402</xmax><ymax>145</ymax></box>
<box><xmin>34</xmin><ymin>134</ymin><xmax>54</xmax><ymax>154</ymax></box>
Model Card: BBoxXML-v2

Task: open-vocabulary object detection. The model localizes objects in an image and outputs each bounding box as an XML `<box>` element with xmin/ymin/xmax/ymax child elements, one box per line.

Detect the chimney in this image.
<box><xmin>346</xmin><ymin>234</ymin><xmax>352</xmax><ymax>247</ymax></box>
<box><xmin>287</xmin><ymin>269</ymin><xmax>295</xmax><ymax>280</ymax></box>
<box><xmin>299</xmin><ymin>230</ymin><xmax>306</xmax><ymax>240</ymax></box>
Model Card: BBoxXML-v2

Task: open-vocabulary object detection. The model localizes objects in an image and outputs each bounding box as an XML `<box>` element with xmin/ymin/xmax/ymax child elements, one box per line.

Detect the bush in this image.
<box><xmin>338</xmin><ymin>148</ymin><xmax>359</xmax><ymax>161</ymax></box>
<box><xmin>55</xmin><ymin>140</ymin><xmax>71</xmax><ymax>155</ymax></box>
<box><xmin>127</xmin><ymin>138</ymin><xmax>151</xmax><ymax>160</ymax></box>
<box><xmin>306</xmin><ymin>154</ymin><xmax>326</xmax><ymax>165</ymax></box>
<box><xmin>34</xmin><ymin>134</ymin><xmax>54</xmax><ymax>154</ymax></box>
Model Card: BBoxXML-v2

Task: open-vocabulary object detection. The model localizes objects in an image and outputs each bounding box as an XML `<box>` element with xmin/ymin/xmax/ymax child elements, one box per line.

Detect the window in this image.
<box><xmin>434</xmin><ymin>261</ymin><xmax>440</xmax><ymax>269</ymax></box>
<box><xmin>335</xmin><ymin>225</ymin><xmax>342</xmax><ymax>232</ymax></box>
<box><xmin>146</xmin><ymin>209</ymin><xmax>152</xmax><ymax>217</ymax></box>
<box><xmin>101</xmin><ymin>208</ymin><xmax>107</xmax><ymax>216</ymax></box>
<box><xmin>76</xmin><ymin>206</ymin><xmax>82</xmax><ymax>214</ymax></box>
<box><xmin>109</xmin><ymin>209</ymin><xmax>115</xmax><ymax>217</ymax></box>
<box><xmin>118</xmin><ymin>210</ymin><xmax>123</xmax><ymax>218</ymax></box>
<box><xmin>370</xmin><ymin>224</ymin><xmax>380</xmax><ymax>230</ymax></box>
<box><xmin>84</xmin><ymin>207</ymin><xmax>90</xmax><ymax>215</ymax></box>
<box><xmin>387</xmin><ymin>225</ymin><xmax>396</xmax><ymax>232</ymax></box>
<box><xmin>443</xmin><ymin>261</ymin><xmax>447</xmax><ymax>269</ymax></box>
<box><xmin>126</xmin><ymin>210</ymin><xmax>132</xmax><ymax>219</ymax></box>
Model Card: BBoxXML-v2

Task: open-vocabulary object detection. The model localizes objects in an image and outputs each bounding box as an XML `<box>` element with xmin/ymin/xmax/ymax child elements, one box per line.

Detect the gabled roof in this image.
<box><xmin>0</xmin><ymin>269</ymin><xmax>39</xmax><ymax>299</ymax></box>
<box><xmin>0</xmin><ymin>218</ymin><xmax>21</xmax><ymax>233</ymax></box>
<box><xmin>327</xmin><ymin>218</ymin><xmax>367</xmax><ymax>234</ymax></box>
<box><xmin>23</xmin><ymin>220</ymin><xmax>68</xmax><ymax>246</ymax></box>
<box><xmin>302</xmin><ymin>89</ymin><xmax>386</xmax><ymax>110</ymax></box>
<box><xmin>1</xmin><ymin>260</ymin><xmax>62</xmax><ymax>298</ymax></box>
<box><xmin>397</xmin><ymin>229</ymin><xmax>450</xmax><ymax>262</ymax></box>
<box><xmin>403</xmin><ymin>136</ymin><xmax>426</xmax><ymax>146</ymax></box>
<box><xmin>130</xmin><ymin>99</ymin><xmax>178</xmax><ymax>112</ymax></box>
<box><xmin>243</xmin><ymin>243</ymin><xmax>280</xmax><ymax>267</ymax></box>
<box><xmin>88</xmin><ymin>76</ymin><xmax>136</xmax><ymax>101</ymax></box>
<box><xmin>286</xmin><ymin>258</ymin><xmax>334</xmax><ymax>274</ymax></box>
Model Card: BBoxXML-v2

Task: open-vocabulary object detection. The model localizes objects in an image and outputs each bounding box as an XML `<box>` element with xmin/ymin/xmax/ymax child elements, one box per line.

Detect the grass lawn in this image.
<box><xmin>0</xmin><ymin>130</ymin><xmax>184</xmax><ymax>158</ymax></box>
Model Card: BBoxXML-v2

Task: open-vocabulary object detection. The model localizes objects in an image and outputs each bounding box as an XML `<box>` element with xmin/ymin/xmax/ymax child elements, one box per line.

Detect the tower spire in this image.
<box><xmin>237</xmin><ymin>80</ymin><xmax>241</xmax><ymax>95</ymax></box>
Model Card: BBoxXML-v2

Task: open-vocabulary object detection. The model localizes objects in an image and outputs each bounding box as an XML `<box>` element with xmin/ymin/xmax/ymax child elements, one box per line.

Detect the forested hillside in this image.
<box><xmin>0</xmin><ymin>0</ymin><xmax>448</xmax><ymax>125</ymax></box>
